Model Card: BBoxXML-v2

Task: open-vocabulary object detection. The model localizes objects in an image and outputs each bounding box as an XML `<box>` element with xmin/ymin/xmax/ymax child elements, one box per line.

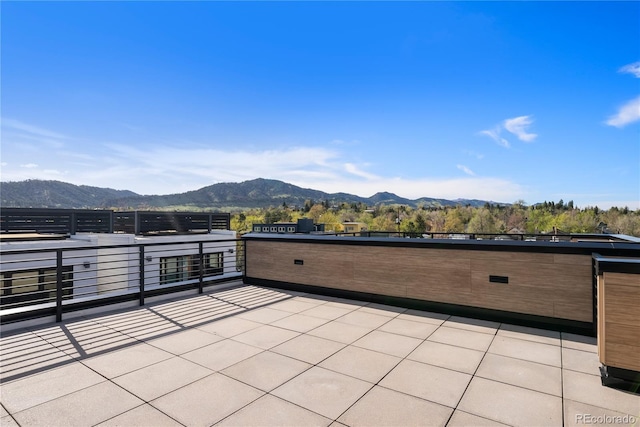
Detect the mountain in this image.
<box><xmin>0</xmin><ymin>180</ymin><xmax>138</xmax><ymax>208</ymax></box>
<box><xmin>0</xmin><ymin>178</ymin><xmax>497</xmax><ymax>210</ymax></box>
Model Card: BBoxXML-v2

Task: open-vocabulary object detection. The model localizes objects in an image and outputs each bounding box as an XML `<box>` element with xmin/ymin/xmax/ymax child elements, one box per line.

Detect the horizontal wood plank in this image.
<box><xmin>246</xmin><ymin>240</ymin><xmax>593</xmax><ymax>323</ymax></box>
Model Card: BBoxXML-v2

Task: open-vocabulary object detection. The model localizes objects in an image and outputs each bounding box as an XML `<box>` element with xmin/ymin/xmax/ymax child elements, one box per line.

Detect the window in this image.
<box><xmin>253</xmin><ymin>226</ymin><xmax>262</xmax><ymax>232</ymax></box>
<box><xmin>160</xmin><ymin>256</ymin><xmax>188</xmax><ymax>284</ymax></box>
<box><xmin>287</xmin><ymin>226</ymin><xmax>296</xmax><ymax>232</ymax></box>
<box><xmin>190</xmin><ymin>252</ymin><xmax>223</xmax><ymax>278</ymax></box>
<box><xmin>160</xmin><ymin>252</ymin><xmax>224</xmax><ymax>285</ymax></box>
<box><xmin>278</xmin><ymin>226</ymin><xmax>285</xmax><ymax>233</ymax></box>
<box><xmin>1</xmin><ymin>267</ymin><xmax>73</xmax><ymax>308</ymax></box>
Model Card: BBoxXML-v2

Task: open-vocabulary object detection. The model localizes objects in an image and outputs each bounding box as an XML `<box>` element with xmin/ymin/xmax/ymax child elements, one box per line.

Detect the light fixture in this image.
<box><xmin>83</xmin><ymin>262</ymin><xmax>90</xmax><ymax>269</ymax></box>
<box><xmin>145</xmin><ymin>255</ymin><xmax>152</xmax><ymax>262</ymax></box>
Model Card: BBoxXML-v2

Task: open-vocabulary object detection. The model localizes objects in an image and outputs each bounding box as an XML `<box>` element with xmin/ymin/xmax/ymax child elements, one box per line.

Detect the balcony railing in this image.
<box><xmin>0</xmin><ymin>238</ymin><xmax>245</xmax><ymax>324</ymax></box>
<box><xmin>325</xmin><ymin>231</ymin><xmax>640</xmax><ymax>243</ymax></box>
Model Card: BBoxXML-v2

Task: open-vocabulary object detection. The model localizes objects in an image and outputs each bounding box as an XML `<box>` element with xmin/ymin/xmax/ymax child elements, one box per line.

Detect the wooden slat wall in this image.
<box><xmin>246</xmin><ymin>240</ymin><xmax>593</xmax><ymax>322</ymax></box>
<box><xmin>599</xmin><ymin>271</ymin><xmax>640</xmax><ymax>372</ymax></box>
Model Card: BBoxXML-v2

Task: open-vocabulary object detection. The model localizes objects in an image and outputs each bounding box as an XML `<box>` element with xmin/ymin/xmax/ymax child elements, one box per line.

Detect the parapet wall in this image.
<box><xmin>243</xmin><ymin>234</ymin><xmax>639</xmax><ymax>334</ymax></box>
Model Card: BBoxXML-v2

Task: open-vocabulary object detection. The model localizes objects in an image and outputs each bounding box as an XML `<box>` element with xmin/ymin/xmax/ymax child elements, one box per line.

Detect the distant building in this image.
<box><xmin>0</xmin><ymin>209</ymin><xmax>237</xmax><ymax>309</ymax></box>
<box><xmin>342</xmin><ymin>222</ymin><xmax>368</xmax><ymax>233</ymax></box>
<box><xmin>251</xmin><ymin>218</ymin><xmax>325</xmax><ymax>234</ymax></box>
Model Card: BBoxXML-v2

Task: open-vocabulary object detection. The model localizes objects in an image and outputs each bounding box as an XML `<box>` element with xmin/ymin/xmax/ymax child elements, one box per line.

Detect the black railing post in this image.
<box><xmin>139</xmin><ymin>246</ymin><xmax>145</xmax><ymax>306</ymax></box>
<box><xmin>56</xmin><ymin>249</ymin><xmax>63</xmax><ymax>322</ymax></box>
<box><xmin>135</xmin><ymin>211</ymin><xmax>141</xmax><ymax>235</ymax></box>
<box><xmin>242</xmin><ymin>239</ymin><xmax>247</xmax><ymax>278</ymax></box>
<box><xmin>70</xmin><ymin>212</ymin><xmax>77</xmax><ymax>235</ymax></box>
<box><xmin>198</xmin><ymin>242</ymin><xmax>204</xmax><ymax>294</ymax></box>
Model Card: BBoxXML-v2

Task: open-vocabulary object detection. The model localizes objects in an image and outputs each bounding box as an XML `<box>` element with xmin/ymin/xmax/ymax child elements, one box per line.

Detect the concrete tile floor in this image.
<box><xmin>1</xmin><ymin>282</ymin><xmax>639</xmax><ymax>427</ymax></box>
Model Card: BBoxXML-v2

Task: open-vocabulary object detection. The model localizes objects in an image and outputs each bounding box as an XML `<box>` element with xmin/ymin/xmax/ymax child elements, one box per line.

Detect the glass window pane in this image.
<box><xmin>11</xmin><ymin>271</ymin><xmax>40</xmax><ymax>294</ymax></box>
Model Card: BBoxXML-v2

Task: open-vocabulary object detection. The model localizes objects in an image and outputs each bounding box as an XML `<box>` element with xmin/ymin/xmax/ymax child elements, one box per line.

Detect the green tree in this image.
<box><xmin>467</xmin><ymin>208</ymin><xmax>496</xmax><ymax>233</ymax></box>
<box><xmin>444</xmin><ymin>209</ymin><xmax>465</xmax><ymax>233</ymax></box>
<box><xmin>319</xmin><ymin>211</ymin><xmax>341</xmax><ymax>232</ymax></box>
<box><xmin>308</xmin><ymin>204</ymin><xmax>326</xmax><ymax>222</ymax></box>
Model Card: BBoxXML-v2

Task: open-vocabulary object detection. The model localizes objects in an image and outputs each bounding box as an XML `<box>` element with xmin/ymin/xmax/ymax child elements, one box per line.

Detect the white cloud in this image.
<box><xmin>503</xmin><ymin>115</ymin><xmax>537</xmax><ymax>142</ymax></box>
<box><xmin>479</xmin><ymin>115</ymin><xmax>537</xmax><ymax>147</ymax></box>
<box><xmin>344</xmin><ymin>163</ymin><xmax>380</xmax><ymax>180</ymax></box>
<box><xmin>606</xmin><ymin>95</ymin><xmax>640</xmax><ymax>128</ymax></box>
<box><xmin>1</xmin><ymin>166</ymin><xmax>69</xmax><ymax>182</ymax></box>
<box><xmin>0</xmin><ymin>140</ymin><xmax>526</xmax><ymax>202</ymax></box>
<box><xmin>456</xmin><ymin>164</ymin><xmax>475</xmax><ymax>176</ymax></box>
<box><xmin>80</xmin><ymin>144</ymin><xmax>344</xmax><ymax>194</ymax></box>
<box><xmin>330</xmin><ymin>139</ymin><xmax>361</xmax><ymax>146</ymax></box>
<box><xmin>42</xmin><ymin>169</ymin><xmax>65</xmax><ymax>175</ymax></box>
<box><xmin>619</xmin><ymin>61</ymin><xmax>640</xmax><ymax>78</ymax></box>
<box><xmin>479</xmin><ymin>128</ymin><xmax>510</xmax><ymax>148</ymax></box>
<box><xmin>1</xmin><ymin>118</ymin><xmax>68</xmax><ymax>149</ymax></box>
<box><xmin>478</xmin><ymin>116</ymin><xmax>538</xmax><ymax>148</ymax></box>
<box><xmin>463</xmin><ymin>150</ymin><xmax>484</xmax><ymax>160</ymax></box>
<box><xmin>2</xmin><ymin>118</ymin><xmax>68</xmax><ymax>140</ymax></box>
<box><xmin>20</xmin><ymin>163</ymin><xmax>39</xmax><ymax>169</ymax></box>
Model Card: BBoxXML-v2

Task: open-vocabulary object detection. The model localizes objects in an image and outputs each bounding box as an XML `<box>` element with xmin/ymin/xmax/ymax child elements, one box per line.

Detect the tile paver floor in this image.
<box><xmin>1</xmin><ymin>281</ymin><xmax>639</xmax><ymax>426</ymax></box>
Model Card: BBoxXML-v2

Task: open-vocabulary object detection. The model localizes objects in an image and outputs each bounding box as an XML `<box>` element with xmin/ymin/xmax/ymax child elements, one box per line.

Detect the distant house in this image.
<box><xmin>342</xmin><ymin>222</ymin><xmax>368</xmax><ymax>233</ymax></box>
<box><xmin>0</xmin><ymin>209</ymin><xmax>237</xmax><ymax>309</ymax></box>
<box><xmin>251</xmin><ymin>218</ymin><xmax>325</xmax><ymax>234</ymax></box>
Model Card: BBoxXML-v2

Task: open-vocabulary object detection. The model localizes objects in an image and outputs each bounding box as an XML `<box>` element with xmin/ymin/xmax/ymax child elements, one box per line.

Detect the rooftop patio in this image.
<box><xmin>1</xmin><ymin>281</ymin><xmax>638</xmax><ymax>427</ymax></box>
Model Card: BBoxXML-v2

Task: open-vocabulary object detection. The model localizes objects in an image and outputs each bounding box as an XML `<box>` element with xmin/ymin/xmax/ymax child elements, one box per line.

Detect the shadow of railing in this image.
<box><xmin>0</xmin><ymin>283</ymin><xmax>299</xmax><ymax>383</ymax></box>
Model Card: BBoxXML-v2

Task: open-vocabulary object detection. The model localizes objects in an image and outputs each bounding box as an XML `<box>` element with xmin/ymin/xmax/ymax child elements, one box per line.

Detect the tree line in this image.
<box><xmin>230</xmin><ymin>200</ymin><xmax>640</xmax><ymax>237</ymax></box>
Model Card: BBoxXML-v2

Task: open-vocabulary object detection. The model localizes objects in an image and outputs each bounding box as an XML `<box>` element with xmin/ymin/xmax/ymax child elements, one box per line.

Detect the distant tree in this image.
<box><xmin>372</xmin><ymin>214</ymin><xmax>396</xmax><ymax>232</ymax></box>
<box><xmin>303</xmin><ymin>199</ymin><xmax>314</xmax><ymax>212</ymax></box>
<box><xmin>319</xmin><ymin>211</ymin><xmax>341</xmax><ymax>232</ymax></box>
<box><xmin>426</xmin><ymin>210</ymin><xmax>446</xmax><ymax>232</ymax></box>
<box><xmin>415</xmin><ymin>214</ymin><xmax>427</xmax><ymax>233</ymax></box>
<box><xmin>467</xmin><ymin>208</ymin><xmax>496</xmax><ymax>233</ymax></box>
<box><xmin>513</xmin><ymin>199</ymin><xmax>527</xmax><ymax>209</ymax></box>
<box><xmin>444</xmin><ymin>209</ymin><xmax>465</xmax><ymax>233</ymax></box>
<box><xmin>308</xmin><ymin>204</ymin><xmax>326</xmax><ymax>222</ymax></box>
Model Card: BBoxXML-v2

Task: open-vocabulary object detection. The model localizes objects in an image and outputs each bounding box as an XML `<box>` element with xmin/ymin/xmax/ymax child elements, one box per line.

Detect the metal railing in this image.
<box><xmin>325</xmin><ymin>231</ymin><xmax>574</xmax><ymax>241</ymax></box>
<box><xmin>0</xmin><ymin>238</ymin><xmax>245</xmax><ymax>323</ymax></box>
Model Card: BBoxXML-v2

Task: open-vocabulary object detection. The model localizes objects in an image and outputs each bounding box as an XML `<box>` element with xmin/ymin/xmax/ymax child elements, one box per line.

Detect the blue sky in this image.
<box><xmin>2</xmin><ymin>2</ymin><xmax>639</xmax><ymax>208</ymax></box>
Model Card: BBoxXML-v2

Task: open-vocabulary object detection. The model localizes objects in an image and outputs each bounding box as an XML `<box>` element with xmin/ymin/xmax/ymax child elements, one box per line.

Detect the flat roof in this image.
<box><xmin>0</xmin><ymin>233</ymin><xmax>69</xmax><ymax>242</ymax></box>
<box><xmin>1</xmin><ymin>283</ymin><xmax>638</xmax><ymax>426</ymax></box>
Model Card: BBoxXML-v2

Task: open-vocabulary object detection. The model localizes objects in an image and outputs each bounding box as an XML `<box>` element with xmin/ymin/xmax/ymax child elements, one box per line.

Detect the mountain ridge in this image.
<box><xmin>0</xmin><ymin>178</ymin><xmax>501</xmax><ymax>210</ymax></box>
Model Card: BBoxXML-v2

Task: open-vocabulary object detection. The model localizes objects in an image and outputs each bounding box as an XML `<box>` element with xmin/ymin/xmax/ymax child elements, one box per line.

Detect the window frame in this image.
<box><xmin>160</xmin><ymin>252</ymin><xmax>224</xmax><ymax>285</ymax></box>
<box><xmin>1</xmin><ymin>266</ymin><xmax>73</xmax><ymax>308</ymax></box>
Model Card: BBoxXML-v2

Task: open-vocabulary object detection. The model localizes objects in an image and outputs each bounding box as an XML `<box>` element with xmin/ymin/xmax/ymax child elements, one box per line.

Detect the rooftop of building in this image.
<box><xmin>1</xmin><ymin>281</ymin><xmax>638</xmax><ymax>427</ymax></box>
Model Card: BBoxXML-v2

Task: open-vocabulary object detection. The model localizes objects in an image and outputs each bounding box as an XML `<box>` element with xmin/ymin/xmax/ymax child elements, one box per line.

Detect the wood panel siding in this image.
<box><xmin>598</xmin><ymin>271</ymin><xmax>640</xmax><ymax>372</ymax></box>
<box><xmin>246</xmin><ymin>240</ymin><xmax>593</xmax><ymax>322</ymax></box>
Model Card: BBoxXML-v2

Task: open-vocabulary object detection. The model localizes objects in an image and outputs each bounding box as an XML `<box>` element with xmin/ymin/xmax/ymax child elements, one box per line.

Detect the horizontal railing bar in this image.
<box><xmin>1</xmin><ymin>236</ymin><xmax>244</xmax><ymax>323</ymax></box>
<box><xmin>0</xmin><ymin>238</ymin><xmax>242</xmax><ymax>256</ymax></box>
